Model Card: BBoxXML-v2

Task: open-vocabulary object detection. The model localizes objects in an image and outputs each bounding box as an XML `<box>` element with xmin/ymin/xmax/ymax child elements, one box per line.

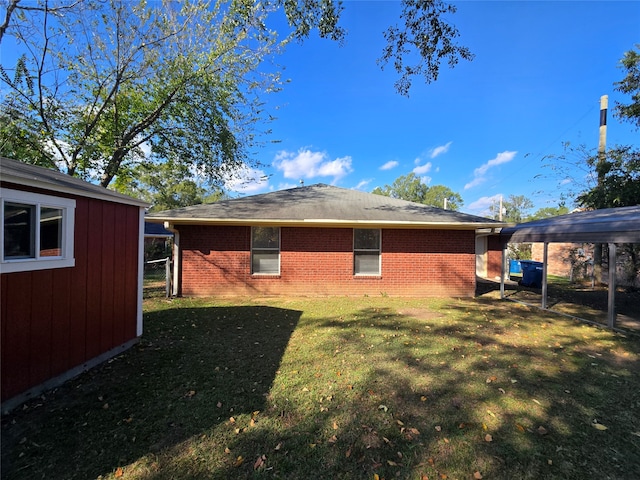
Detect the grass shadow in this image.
<box><xmin>1</xmin><ymin>301</ymin><xmax>302</xmax><ymax>480</ymax></box>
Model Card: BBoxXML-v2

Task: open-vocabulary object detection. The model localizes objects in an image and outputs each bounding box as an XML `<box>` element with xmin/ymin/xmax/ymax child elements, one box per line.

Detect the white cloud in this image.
<box><xmin>464</xmin><ymin>151</ymin><xmax>517</xmax><ymax>190</ymax></box>
<box><xmin>354</xmin><ymin>179</ymin><xmax>372</xmax><ymax>190</ymax></box>
<box><xmin>224</xmin><ymin>166</ymin><xmax>270</xmax><ymax>194</ymax></box>
<box><xmin>413</xmin><ymin>161</ymin><xmax>432</xmax><ymax>175</ymax></box>
<box><xmin>380</xmin><ymin>160</ymin><xmax>399</xmax><ymax>171</ymax></box>
<box><xmin>430</xmin><ymin>141</ymin><xmax>452</xmax><ymax>159</ymax></box>
<box><xmin>273</xmin><ymin>148</ymin><xmax>353</xmax><ymax>183</ymax></box>
<box><xmin>466</xmin><ymin>194</ymin><xmax>502</xmax><ymax>215</ymax></box>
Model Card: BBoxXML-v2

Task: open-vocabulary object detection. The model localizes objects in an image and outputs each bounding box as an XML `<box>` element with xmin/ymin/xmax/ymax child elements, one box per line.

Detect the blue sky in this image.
<box><xmin>228</xmin><ymin>0</ymin><xmax>639</xmax><ymax>216</ymax></box>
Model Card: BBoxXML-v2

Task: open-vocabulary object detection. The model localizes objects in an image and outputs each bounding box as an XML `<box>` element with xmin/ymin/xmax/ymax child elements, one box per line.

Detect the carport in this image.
<box><xmin>499</xmin><ymin>205</ymin><xmax>640</xmax><ymax>329</ymax></box>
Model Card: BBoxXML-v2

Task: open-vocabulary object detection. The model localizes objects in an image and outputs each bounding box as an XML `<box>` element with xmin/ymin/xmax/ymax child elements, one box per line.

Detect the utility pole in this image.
<box><xmin>594</xmin><ymin>95</ymin><xmax>608</xmax><ymax>283</ymax></box>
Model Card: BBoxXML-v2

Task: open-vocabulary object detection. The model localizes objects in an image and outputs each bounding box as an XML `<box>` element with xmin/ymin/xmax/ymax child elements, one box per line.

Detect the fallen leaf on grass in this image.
<box><xmin>378</xmin><ymin>405</ymin><xmax>388</xmax><ymax>412</ymax></box>
<box><xmin>387</xmin><ymin>460</ymin><xmax>399</xmax><ymax>466</ymax></box>
<box><xmin>592</xmin><ymin>422</ymin><xmax>608</xmax><ymax>431</ymax></box>
<box><xmin>345</xmin><ymin>446</ymin><xmax>352</xmax><ymax>458</ymax></box>
<box><xmin>537</xmin><ymin>426</ymin><xmax>548</xmax><ymax>435</ymax></box>
<box><xmin>224</xmin><ymin>447</ymin><xmax>232</xmax><ymax>454</ymax></box>
<box><xmin>435</xmin><ymin>425</ymin><xmax>442</xmax><ymax>432</ymax></box>
<box><xmin>234</xmin><ymin>456</ymin><xmax>244</xmax><ymax>467</ymax></box>
<box><xmin>115</xmin><ymin>467</ymin><xmax>124</xmax><ymax>478</ymax></box>
<box><xmin>373</xmin><ymin>474</ymin><xmax>380</xmax><ymax>480</ymax></box>
<box><xmin>333</xmin><ymin>420</ymin><xmax>339</xmax><ymax>430</ymax></box>
<box><xmin>474</xmin><ymin>471</ymin><xmax>483</xmax><ymax>479</ymax></box>
<box><xmin>484</xmin><ymin>434</ymin><xmax>493</xmax><ymax>442</ymax></box>
<box><xmin>420</xmin><ymin>396</ymin><xmax>427</xmax><ymax>402</ymax></box>
<box><xmin>254</xmin><ymin>455</ymin><xmax>266</xmax><ymax>470</ymax></box>
<box><xmin>516</xmin><ymin>424</ymin><xmax>525</xmax><ymax>433</ymax></box>
<box><xmin>486</xmin><ymin>376</ymin><xmax>497</xmax><ymax>384</ymax></box>
<box><xmin>632</xmin><ymin>432</ymin><xmax>640</xmax><ymax>437</ymax></box>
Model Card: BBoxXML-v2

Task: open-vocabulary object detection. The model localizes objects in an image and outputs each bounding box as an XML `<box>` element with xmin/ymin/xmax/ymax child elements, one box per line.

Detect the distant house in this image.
<box><xmin>0</xmin><ymin>158</ymin><xmax>149</xmax><ymax>410</ymax></box>
<box><xmin>147</xmin><ymin>184</ymin><xmax>505</xmax><ymax>298</ymax></box>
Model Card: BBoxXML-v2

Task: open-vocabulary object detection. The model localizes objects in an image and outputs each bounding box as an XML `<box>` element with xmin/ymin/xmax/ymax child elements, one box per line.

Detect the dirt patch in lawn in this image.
<box><xmin>397</xmin><ymin>307</ymin><xmax>444</xmax><ymax>321</ymax></box>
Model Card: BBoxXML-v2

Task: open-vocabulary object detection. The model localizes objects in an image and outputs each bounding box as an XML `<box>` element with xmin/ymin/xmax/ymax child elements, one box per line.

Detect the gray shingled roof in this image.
<box><xmin>148</xmin><ymin>183</ymin><xmax>504</xmax><ymax>229</ymax></box>
<box><xmin>500</xmin><ymin>205</ymin><xmax>640</xmax><ymax>243</ymax></box>
<box><xmin>1</xmin><ymin>157</ymin><xmax>149</xmax><ymax>207</ymax></box>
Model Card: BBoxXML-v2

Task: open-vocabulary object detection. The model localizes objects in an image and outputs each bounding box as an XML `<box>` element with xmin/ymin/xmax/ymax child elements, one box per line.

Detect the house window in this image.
<box><xmin>354</xmin><ymin>228</ymin><xmax>381</xmax><ymax>275</ymax></box>
<box><xmin>251</xmin><ymin>226</ymin><xmax>280</xmax><ymax>275</ymax></box>
<box><xmin>1</xmin><ymin>188</ymin><xmax>75</xmax><ymax>273</ymax></box>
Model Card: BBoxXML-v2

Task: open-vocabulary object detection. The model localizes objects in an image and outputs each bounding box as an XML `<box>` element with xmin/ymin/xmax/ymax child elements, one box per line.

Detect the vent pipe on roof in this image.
<box><xmin>299</xmin><ymin>179</ymin><xmax>304</xmax><ymax>187</ymax></box>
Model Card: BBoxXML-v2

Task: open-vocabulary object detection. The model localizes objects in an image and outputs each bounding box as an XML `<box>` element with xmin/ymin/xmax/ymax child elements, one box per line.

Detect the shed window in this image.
<box><xmin>354</xmin><ymin>229</ymin><xmax>381</xmax><ymax>275</ymax></box>
<box><xmin>251</xmin><ymin>226</ymin><xmax>280</xmax><ymax>275</ymax></box>
<box><xmin>1</xmin><ymin>188</ymin><xmax>75</xmax><ymax>273</ymax></box>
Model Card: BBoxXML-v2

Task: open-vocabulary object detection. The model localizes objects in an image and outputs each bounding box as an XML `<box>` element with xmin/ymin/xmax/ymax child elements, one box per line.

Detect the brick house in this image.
<box><xmin>147</xmin><ymin>184</ymin><xmax>504</xmax><ymax>297</ymax></box>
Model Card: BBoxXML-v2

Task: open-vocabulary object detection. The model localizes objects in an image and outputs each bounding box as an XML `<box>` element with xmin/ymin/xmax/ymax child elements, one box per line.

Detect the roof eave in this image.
<box><xmin>1</xmin><ymin>172</ymin><xmax>150</xmax><ymax>208</ymax></box>
<box><xmin>147</xmin><ymin>217</ymin><xmax>505</xmax><ymax>230</ymax></box>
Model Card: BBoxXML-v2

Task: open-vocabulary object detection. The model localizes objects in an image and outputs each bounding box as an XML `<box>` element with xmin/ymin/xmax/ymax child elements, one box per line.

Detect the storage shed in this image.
<box><xmin>1</xmin><ymin>158</ymin><xmax>149</xmax><ymax>410</ymax></box>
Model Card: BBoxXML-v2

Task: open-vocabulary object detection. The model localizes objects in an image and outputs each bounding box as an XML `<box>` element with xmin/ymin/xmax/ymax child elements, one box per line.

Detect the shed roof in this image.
<box><xmin>500</xmin><ymin>205</ymin><xmax>640</xmax><ymax>243</ymax></box>
<box><xmin>147</xmin><ymin>183</ymin><xmax>504</xmax><ymax>229</ymax></box>
<box><xmin>0</xmin><ymin>157</ymin><xmax>149</xmax><ymax>207</ymax></box>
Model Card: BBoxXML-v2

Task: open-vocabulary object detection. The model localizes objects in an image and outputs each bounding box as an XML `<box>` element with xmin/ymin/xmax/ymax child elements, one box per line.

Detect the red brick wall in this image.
<box><xmin>487</xmin><ymin>235</ymin><xmax>503</xmax><ymax>278</ymax></box>
<box><xmin>531</xmin><ymin>242</ymin><xmax>594</xmax><ymax>277</ymax></box>
<box><xmin>178</xmin><ymin>226</ymin><xmax>476</xmax><ymax>297</ymax></box>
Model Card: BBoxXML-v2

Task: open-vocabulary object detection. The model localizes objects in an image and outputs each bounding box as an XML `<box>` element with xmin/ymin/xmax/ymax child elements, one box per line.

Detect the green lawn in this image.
<box><xmin>2</xmin><ymin>296</ymin><xmax>639</xmax><ymax>479</ymax></box>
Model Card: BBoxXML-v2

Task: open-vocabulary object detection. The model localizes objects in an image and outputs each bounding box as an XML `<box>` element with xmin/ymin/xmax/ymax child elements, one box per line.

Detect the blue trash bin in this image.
<box><xmin>519</xmin><ymin>260</ymin><xmax>543</xmax><ymax>288</ymax></box>
<box><xmin>509</xmin><ymin>259</ymin><xmax>522</xmax><ymax>274</ymax></box>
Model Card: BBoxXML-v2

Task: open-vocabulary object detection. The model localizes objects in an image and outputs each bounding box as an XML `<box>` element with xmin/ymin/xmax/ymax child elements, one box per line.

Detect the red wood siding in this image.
<box><xmin>1</xmin><ymin>189</ymin><xmax>142</xmax><ymax>403</ymax></box>
<box><xmin>179</xmin><ymin>225</ymin><xmax>476</xmax><ymax>297</ymax></box>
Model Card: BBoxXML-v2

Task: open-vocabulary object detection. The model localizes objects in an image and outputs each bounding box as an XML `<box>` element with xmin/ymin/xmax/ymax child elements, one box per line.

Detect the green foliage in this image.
<box><xmin>378</xmin><ymin>0</ymin><xmax>474</xmax><ymax>96</ymax></box>
<box><xmin>489</xmin><ymin>194</ymin><xmax>534</xmax><ymax>223</ymax></box>
<box><xmin>527</xmin><ymin>205</ymin><xmax>569</xmax><ymax>221</ymax></box>
<box><xmin>614</xmin><ymin>44</ymin><xmax>640</xmax><ymax>129</ymax></box>
<box><xmin>423</xmin><ymin>184</ymin><xmax>464</xmax><ymax>210</ymax></box>
<box><xmin>576</xmin><ymin>146</ymin><xmax>640</xmax><ymax>209</ymax></box>
<box><xmin>371</xmin><ymin>173</ymin><xmax>463</xmax><ymax>210</ymax></box>
<box><xmin>113</xmin><ymin>159</ymin><xmax>228</xmax><ymax>212</ymax></box>
<box><xmin>1</xmin><ymin>0</ymin><xmax>472</xmax><ymax>190</ymax></box>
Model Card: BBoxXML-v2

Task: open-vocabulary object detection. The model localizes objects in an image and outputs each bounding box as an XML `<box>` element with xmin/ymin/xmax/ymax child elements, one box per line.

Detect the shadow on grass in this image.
<box><xmin>2</xmin><ymin>297</ymin><xmax>639</xmax><ymax>480</ymax></box>
<box><xmin>1</xmin><ymin>304</ymin><xmax>302</xmax><ymax>480</ymax></box>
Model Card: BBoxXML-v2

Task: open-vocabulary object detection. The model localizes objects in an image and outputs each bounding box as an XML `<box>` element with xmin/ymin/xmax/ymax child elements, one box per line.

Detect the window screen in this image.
<box><xmin>251</xmin><ymin>226</ymin><xmax>280</xmax><ymax>274</ymax></box>
<box><xmin>354</xmin><ymin>229</ymin><xmax>380</xmax><ymax>275</ymax></box>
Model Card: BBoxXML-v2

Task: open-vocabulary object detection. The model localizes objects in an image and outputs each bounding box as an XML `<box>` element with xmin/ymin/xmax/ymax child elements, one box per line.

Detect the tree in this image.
<box><xmin>423</xmin><ymin>184</ymin><xmax>464</xmax><ymax>210</ymax></box>
<box><xmin>527</xmin><ymin>205</ymin><xmax>569</xmax><ymax>221</ymax></box>
<box><xmin>613</xmin><ymin>44</ymin><xmax>640</xmax><ymax>129</ymax></box>
<box><xmin>488</xmin><ymin>195</ymin><xmax>534</xmax><ymax>223</ymax></box>
<box><xmin>576</xmin><ymin>146</ymin><xmax>640</xmax><ymax>209</ymax></box>
<box><xmin>1</xmin><ymin>0</ymin><xmax>472</xmax><ymax>190</ymax></box>
<box><xmin>371</xmin><ymin>173</ymin><xmax>463</xmax><ymax>210</ymax></box>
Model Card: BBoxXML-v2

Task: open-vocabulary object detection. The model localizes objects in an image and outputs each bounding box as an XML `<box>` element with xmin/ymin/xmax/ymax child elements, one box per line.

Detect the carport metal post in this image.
<box><xmin>541</xmin><ymin>243</ymin><xmax>549</xmax><ymax>309</ymax></box>
<box><xmin>608</xmin><ymin>243</ymin><xmax>617</xmax><ymax>328</ymax></box>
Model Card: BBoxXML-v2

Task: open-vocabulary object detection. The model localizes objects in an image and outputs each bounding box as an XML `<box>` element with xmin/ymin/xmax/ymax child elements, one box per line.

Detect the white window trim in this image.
<box><xmin>251</xmin><ymin>226</ymin><xmax>281</xmax><ymax>275</ymax></box>
<box><xmin>353</xmin><ymin>228</ymin><xmax>381</xmax><ymax>276</ymax></box>
<box><xmin>1</xmin><ymin>188</ymin><xmax>75</xmax><ymax>273</ymax></box>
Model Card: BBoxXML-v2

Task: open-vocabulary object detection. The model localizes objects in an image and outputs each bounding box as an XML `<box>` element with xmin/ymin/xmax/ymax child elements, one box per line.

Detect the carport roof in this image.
<box><xmin>147</xmin><ymin>183</ymin><xmax>505</xmax><ymax>229</ymax></box>
<box><xmin>500</xmin><ymin>205</ymin><xmax>640</xmax><ymax>243</ymax></box>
